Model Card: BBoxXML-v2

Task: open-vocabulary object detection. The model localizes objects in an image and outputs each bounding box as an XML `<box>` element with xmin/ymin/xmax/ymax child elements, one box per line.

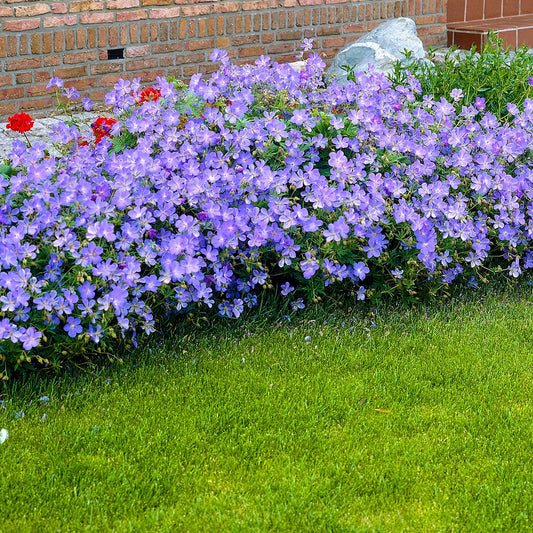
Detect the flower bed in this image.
<box><xmin>2</xmin><ymin>44</ymin><xmax>533</xmax><ymax>372</ymax></box>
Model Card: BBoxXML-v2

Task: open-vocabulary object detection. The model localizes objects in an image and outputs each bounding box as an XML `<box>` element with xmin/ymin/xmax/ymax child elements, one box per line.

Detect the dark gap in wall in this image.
<box><xmin>107</xmin><ymin>48</ymin><xmax>124</xmax><ymax>60</ymax></box>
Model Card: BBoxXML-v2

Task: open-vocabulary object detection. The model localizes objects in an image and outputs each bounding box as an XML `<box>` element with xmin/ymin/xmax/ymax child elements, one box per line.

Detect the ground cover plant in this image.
<box><xmin>3</xmin><ymin>41</ymin><xmax>533</xmax><ymax>374</ymax></box>
<box><xmin>2</xmin><ymin>289</ymin><xmax>533</xmax><ymax>532</ymax></box>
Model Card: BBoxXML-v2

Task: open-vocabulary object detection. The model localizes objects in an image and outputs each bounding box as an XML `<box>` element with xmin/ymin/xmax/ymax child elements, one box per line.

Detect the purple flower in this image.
<box><xmin>64</xmin><ymin>317</ymin><xmax>83</xmax><ymax>338</ymax></box>
<box><xmin>20</xmin><ymin>327</ymin><xmax>42</xmax><ymax>350</ymax></box>
<box><xmin>281</xmin><ymin>282</ymin><xmax>294</xmax><ymax>296</ymax></box>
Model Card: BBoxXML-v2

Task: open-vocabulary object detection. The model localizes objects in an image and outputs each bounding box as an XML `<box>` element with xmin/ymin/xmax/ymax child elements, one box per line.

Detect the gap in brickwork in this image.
<box><xmin>107</xmin><ymin>48</ymin><xmax>124</xmax><ymax>60</ymax></box>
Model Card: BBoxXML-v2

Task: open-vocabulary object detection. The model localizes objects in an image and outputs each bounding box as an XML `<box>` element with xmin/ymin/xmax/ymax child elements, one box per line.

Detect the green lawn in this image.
<box><xmin>2</xmin><ymin>289</ymin><xmax>533</xmax><ymax>532</ymax></box>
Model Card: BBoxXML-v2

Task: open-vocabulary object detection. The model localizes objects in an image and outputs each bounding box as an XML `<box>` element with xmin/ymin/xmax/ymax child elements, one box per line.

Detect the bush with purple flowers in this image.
<box><xmin>2</xmin><ymin>43</ymin><xmax>533</xmax><ymax>372</ymax></box>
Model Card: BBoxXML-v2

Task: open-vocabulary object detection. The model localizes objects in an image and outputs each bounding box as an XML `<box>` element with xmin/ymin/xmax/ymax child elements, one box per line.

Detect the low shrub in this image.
<box><xmin>389</xmin><ymin>33</ymin><xmax>533</xmax><ymax>121</ymax></box>
<box><xmin>2</xmin><ymin>43</ymin><xmax>533</xmax><ymax>373</ymax></box>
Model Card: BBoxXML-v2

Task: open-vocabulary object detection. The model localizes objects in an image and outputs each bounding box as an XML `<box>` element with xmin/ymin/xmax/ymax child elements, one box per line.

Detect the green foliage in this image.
<box><xmin>389</xmin><ymin>33</ymin><xmax>533</xmax><ymax>120</ymax></box>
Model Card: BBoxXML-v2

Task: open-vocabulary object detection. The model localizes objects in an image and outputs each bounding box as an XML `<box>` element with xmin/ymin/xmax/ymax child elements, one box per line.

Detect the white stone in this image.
<box><xmin>327</xmin><ymin>17</ymin><xmax>425</xmax><ymax>83</ymax></box>
<box><xmin>0</xmin><ymin>112</ymin><xmax>97</xmax><ymax>160</ymax></box>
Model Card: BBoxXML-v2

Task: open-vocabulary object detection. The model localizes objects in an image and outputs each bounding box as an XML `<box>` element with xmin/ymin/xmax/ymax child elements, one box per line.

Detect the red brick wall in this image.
<box><xmin>448</xmin><ymin>0</ymin><xmax>533</xmax><ymax>22</ymax></box>
<box><xmin>0</xmin><ymin>1</ymin><xmax>447</xmax><ymax>119</ymax></box>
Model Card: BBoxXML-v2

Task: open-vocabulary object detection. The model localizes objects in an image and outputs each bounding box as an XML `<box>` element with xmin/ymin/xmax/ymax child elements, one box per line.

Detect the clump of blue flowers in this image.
<box><xmin>2</xmin><ymin>42</ymin><xmax>533</xmax><ymax>371</ymax></box>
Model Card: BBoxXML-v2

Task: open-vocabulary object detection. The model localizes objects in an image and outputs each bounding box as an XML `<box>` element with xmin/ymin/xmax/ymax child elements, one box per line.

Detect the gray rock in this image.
<box><xmin>0</xmin><ymin>112</ymin><xmax>97</xmax><ymax>160</ymax></box>
<box><xmin>328</xmin><ymin>17</ymin><xmax>425</xmax><ymax>83</ymax></box>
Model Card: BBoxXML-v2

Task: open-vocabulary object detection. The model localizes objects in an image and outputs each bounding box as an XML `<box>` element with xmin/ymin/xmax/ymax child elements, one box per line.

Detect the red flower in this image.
<box><xmin>138</xmin><ymin>87</ymin><xmax>161</xmax><ymax>103</ymax></box>
<box><xmin>91</xmin><ymin>117</ymin><xmax>117</xmax><ymax>144</ymax></box>
<box><xmin>6</xmin><ymin>112</ymin><xmax>34</xmax><ymax>133</ymax></box>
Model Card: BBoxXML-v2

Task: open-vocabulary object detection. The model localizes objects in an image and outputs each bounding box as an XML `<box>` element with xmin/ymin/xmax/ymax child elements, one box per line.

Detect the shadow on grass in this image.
<box><xmin>3</xmin><ymin>275</ymin><xmax>533</xmax><ymax>403</ymax></box>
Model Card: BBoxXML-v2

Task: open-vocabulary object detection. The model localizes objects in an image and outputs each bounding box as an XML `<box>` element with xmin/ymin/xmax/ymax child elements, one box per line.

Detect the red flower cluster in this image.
<box><xmin>138</xmin><ymin>87</ymin><xmax>161</xmax><ymax>103</ymax></box>
<box><xmin>91</xmin><ymin>117</ymin><xmax>117</xmax><ymax>144</ymax></box>
<box><xmin>6</xmin><ymin>112</ymin><xmax>34</xmax><ymax>134</ymax></box>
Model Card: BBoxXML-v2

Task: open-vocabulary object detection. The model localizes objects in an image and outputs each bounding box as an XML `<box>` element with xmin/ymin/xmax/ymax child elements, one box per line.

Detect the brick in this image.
<box><xmin>5</xmin><ymin>58</ymin><xmax>42</xmax><ymax>71</ymax></box>
<box><xmin>197</xmin><ymin>19</ymin><xmax>206</xmax><ymax>38</ymax></box>
<box><xmin>159</xmin><ymin>55</ymin><xmax>174</xmax><ymax>67</ymax></box>
<box><xmin>185</xmin><ymin>38</ymin><xmax>214</xmax><ymax>51</ymax></box>
<box><xmin>169</xmin><ymin>20</ymin><xmax>178</xmax><ymax>39</ymax></box>
<box><xmin>91</xmin><ymin>62</ymin><xmax>124</xmax><ymax>74</ymax></box>
<box><xmin>216</xmin><ymin>16</ymin><xmax>224</xmax><ymax>35</ymax></box>
<box><xmin>277</xmin><ymin>30</ymin><xmax>303</xmax><ymax>41</ymax></box>
<box><xmin>14</xmin><ymin>3</ymin><xmax>51</xmax><ymax>17</ymax></box>
<box><xmin>109</xmin><ymin>26</ymin><xmax>118</xmax><ymax>46</ymax></box>
<box><xmin>179</xmin><ymin>19</ymin><xmax>187</xmax><ymax>38</ymax></box>
<box><xmin>15</xmin><ymin>72</ymin><xmax>32</xmax><ymax>84</ymax></box>
<box><xmin>233</xmin><ymin>35</ymin><xmax>258</xmax><ymax>46</ymax></box>
<box><xmin>63</xmin><ymin>51</ymin><xmax>98</xmax><ymax>64</ymax></box>
<box><xmin>0</xmin><ymin>75</ymin><xmax>13</xmax><ymax>87</ymax></box>
<box><xmin>323</xmin><ymin>37</ymin><xmax>347</xmax><ymax>48</ymax></box>
<box><xmin>26</xmin><ymin>84</ymin><xmax>50</xmax><ymax>98</ymax></box>
<box><xmin>0</xmin><ymin>103</ymin><xmax>17</xmax><ymax>116</ymax></box>
<box><xmin>42</xmin><ymin>34</ymin><xmax>52</xmax><ymax>53</ymax></box>
<box><xmin>117</xmin><ymin>9</ymin><xmax>147</xmax><ymax>21</ymax></box>
<box><xmin>7</xmin><ymin>36</ymin><xmax>17</xmax><ymax>57</ymax></box>
<box><xmin>3</xmin><ymin>19</ymin><xmax>41</xmax><ymax>31</ymax></box>
<box><xmin>141</xmin><ymin>0</ymin><xmax>172</xmax><ymax>4</ymax></box>
<box><xmin>44</xmin><ymin>55</ymin><xmax>61</xmax><ymax>67</ymax></box>
<box><xmin>242</xmin><ymin>0</ymin><xmax>278</xmax><ymax>10</ymax></box>
<box><xmin>64</xmin><ymin>78</ymin><xmax>97</xmax><ymax>90</ymax></box>
<box><xmin>126</xmin><ymin>45</ymin><xmax>149</xmax><ymax>57</ymax></box>
<box><xmin>35</xmin><ymin>71</ymin><xmax>52</xmax><ymax>82</ymax></box>
<box><xmin>31</xmin><ymin>34</ymin><xmax>41</xmax><ymax>54</ymax></box>
<box><xmin>139</xmin><ymin>70</ymin><xmax>164</xmax><ymax>82</ymax></box>
<box><xmin>69</xmin><ymin>1</ymin><xmax>103</xmax><ymax>12</ymax></box>
<box><xmin>52</xmin><ymin>3</ymin><xmax>67</xmax><ymax>14</ymax></box>
<box><xmin>344</xmin><ymin>23</ymin><xmax>367</xmax><ymax>33</ymax></box>
<box><xmin>99</xmin><ymin>74</ymin><xmax>127</xmax><ymax>87</ymax></box>
<box><xmin>150</xmin><ymin>21</ymin><xmax>158</xmax><ymax>40</ymax></box>
<box><xmin>160</xmin><ymin>20</ymin><xmax>169</xmax><ymax>40</ymax></box>
<box><xmin>317</xmin><ymin>26</ymin><xmax>339</xmax><ymax>36</ymax></box>
<box><xmin>215</xmin><ymin>36</ymin><xmax>230</xmax><ymax>48</ymax></box>
<box><xmin>238</xmin><ymin>46</ymin><xmax>268</xmax><ymax>58</ymax></box>
<box><xmin>80</xmin><ymin>12</ymin><xmax>115</xmax><ymax>23</ymax></box>
<box><xmin>140</xmin><ymin>22</ymin><xmax>149</xmax><ymax>41</ymax></box>
<box><xmin>150</xmin><ymin>7</ymin><xmax>180</xmax><ymax>18</ymax></box>
<box><xmin>189</xmin><ymin>20</ymin><xmax>196</xmax><ymax>39</ymax></box>
<box><xmin>175</xmin><ymin>52</ymin><xmax>206</xmax><ymax>65</ymax></box>
<box><xmin>43</xmin><ymin>15</ymin><xmax>78</xmax><ymax>27</ymax></box>
<box><xmin>212</xmin><ymin>2</ymin><xmax>240</xmax><ymax>14</ymax></box>
<box><xmin>89</xmin><ymin>89</ymin><xmax>108</xmax><ymax>102</ymax></box>
<box><xmin>268</xmin><ymin>42</ymin><xmax>295</xmax><ymax>54</ymax></box>
<box><xmin>107</xmin><ymin>0</ymin><xmax>139</xmax><ymax>8</ymax></box>
<box><xmin>98</xmin><ymin>26</ymin><xmax>107</xmax><ymax>46</ymax></box>
<box><xmin>77</xmin><ymin>28</ymin><xmax>86</xmax><ymax>47</ymax></box>
<box><xmin>152</xmin><ymin>42</ymin><xmax>182</xmax><ymax>53</ymax></box>
<box><xmin>125</xmin><ymin>58</ymin><xmax>158</xmax><ymax>70</ymax></box>
<box><xmin>54</xmin><ymin>66</ymin><xmax>88</xmax><ymax>78</ymax></box>
<box><xmin>181</xmin><ymin>5</ymin><xmax>211</xmax><ymax>17</ymax></box>
<box><xmin>87</xmin><ymin>28</ymin><xmax>96</xmax><ymax>47</ymax></box>
<box><xmin>416</xmin><ymin>15</ymin><xmax>436</xmax><ymax>24</ymax></box>
<box><xmin>262</xmin><ymin>32</ymin><xmax>274</xmax><ymax>44</ymax></box>
<box><xmin>65</xmin><ymin>30</ymin><xmax>75</xmax><ymax>50</ymax></box>
<box><xmin>0</xmin><ymin>7</ymin><xmax>13</xmax><ymax>17</ymax></box>
<box><xmin>19</xmin><ymin>34</ymin><xmax>29</xmax><ymax>55</ymax></box>
<box><xmin>21</xmin><ymin>97</ymin><xmax>54</xmax><ymax>112</ymax></box>
<box><xmin>120</xmin><ymin>25</ymin><xmax>128</xmax><ymax>44</ymax></box>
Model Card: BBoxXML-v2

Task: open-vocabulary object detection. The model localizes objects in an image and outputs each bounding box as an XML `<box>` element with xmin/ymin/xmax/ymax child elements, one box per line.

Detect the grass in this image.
<box><xmin>2</xmin><ymin>287</ymin><xmax>533</xmax><ymax>532</ymax></box>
